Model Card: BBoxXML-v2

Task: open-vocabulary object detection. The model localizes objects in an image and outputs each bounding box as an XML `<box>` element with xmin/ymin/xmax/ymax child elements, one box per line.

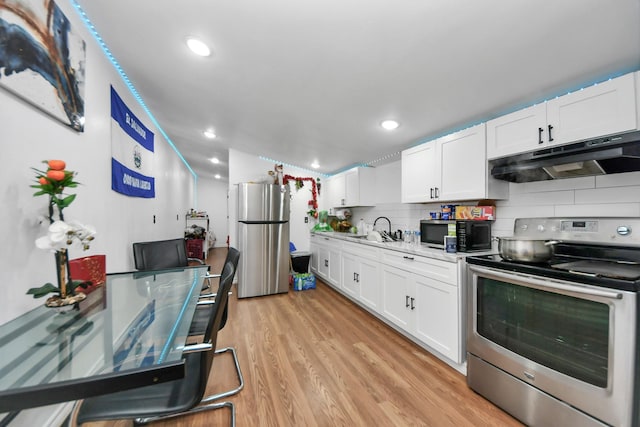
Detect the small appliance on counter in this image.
<box><xmin>419</xmin><ymin>219</ymin><xmax>492</xmax><ymax>252</ymax></box>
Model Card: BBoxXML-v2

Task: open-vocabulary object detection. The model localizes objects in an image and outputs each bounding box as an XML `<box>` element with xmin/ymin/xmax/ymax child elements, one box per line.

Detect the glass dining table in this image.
<box><xmin>0</xmin><ymin>265</ymin><xmax>209</xmax><ymax>415</ymax></box>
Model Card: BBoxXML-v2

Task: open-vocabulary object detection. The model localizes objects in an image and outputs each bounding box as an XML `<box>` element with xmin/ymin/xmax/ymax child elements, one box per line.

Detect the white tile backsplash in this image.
<box><xmin>494</xmin><ymin>204</ymin><xmax>556</xmax><ymax>219</ymax></box>
<box><xmin>518</xmin><ymin>176</ymin><xmax>596</xmax><ymax>193</ymax></box>
<box><xmin>575</xmin><ymin>186</ymin><xmax>640</xmax><ymax>204</ymax></box>
<box><xmin>553</xmin><ymin>203</ymin><xmax>640</xmax><ymax>217</ymax></box>
<box><xmin>596</xmin><ymin>170</ymin><xmax>640</xmax><ymax>188</ymax></box>
<box><xmin>500</xmin><ymin>188</ymin><xmax>576</xmax><ymax>206</ymax></box>
<box><xmin>350</xmin><ymin>169</ymin><xmax>640</xmax><ymax>240</ymax></box>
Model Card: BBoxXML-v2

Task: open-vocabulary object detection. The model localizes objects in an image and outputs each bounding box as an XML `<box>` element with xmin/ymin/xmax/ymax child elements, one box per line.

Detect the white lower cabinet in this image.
<box><xmin>413</xmin><ymin>275</ymin><xmax>459</xmax><ymax>361</ymax></box>
<box><xmin>341</xmin><ymin>243</ymin><xmax>380</xmax><ymax>311</ymax></box>
<box><xmin>310</xmin><ymin>234</ymin><xmax>463</xmax><ymax>367</ymax></box>
<box><xmin>380</xmin><ymin>253</ymin><xmax>461</xmax><ymax>364</ymax></box>
<box><xmin>380</xmin><ymin>264</ymin><xmax>413</xmax><ymax>330</ymax></box>
<box><xmin>341</xmin><ymin>251</ymin><xmax>360</xmax><ymax>299</ymax></box>
<box><xmin>310</xmin><ymin>235</ymin><xmax>341</xmax><ymax>288</ymax></box>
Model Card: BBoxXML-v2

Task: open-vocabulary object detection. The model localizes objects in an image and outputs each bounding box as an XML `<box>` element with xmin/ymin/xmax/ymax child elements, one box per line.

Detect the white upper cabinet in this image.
<box><xmin>325</xmin><ymin>173</ymin><xmax>345</xmax><ymax>208</ymax></box>
<box><xmin>401</xmin><ymin>124</ymin><xmax>508</xmax><ymax>203</ymax></box>
<box><xmin>401</xmin><ymin>142</ymin><xmax>438</xmax><ymax>203</ymax></box>
<box><xmin>439</xmin><ymin>124</ymin><xmax>496</xmax><ymax>201</ymax></box>
<box><xmin>326</xmin><ymin>167</ymin><xmax>376</xmax><ymax>207</ymax></box>
<box><xmin>486</xmin><ymin>103</ymin><xmax>547</xmax><ymax>160</ymax></box>
<box><xmin>487</xmin><ymin>72</ymin><xmax>638</xmax><ymax>160</ymax></box>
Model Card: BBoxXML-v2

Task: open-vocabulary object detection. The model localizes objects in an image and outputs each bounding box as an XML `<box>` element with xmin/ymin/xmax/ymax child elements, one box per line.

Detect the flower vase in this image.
<box><xmin>45</xmin><ymin>248</ymin><xmax>86</xmax><ymax>309</ymax></box>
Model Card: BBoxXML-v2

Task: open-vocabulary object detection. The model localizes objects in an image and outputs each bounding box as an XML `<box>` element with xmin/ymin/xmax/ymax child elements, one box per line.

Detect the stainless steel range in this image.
<box><xmin>466</xmin><ymin>218</ymin><xmax>640</xmax><ymax>427</ymax></box>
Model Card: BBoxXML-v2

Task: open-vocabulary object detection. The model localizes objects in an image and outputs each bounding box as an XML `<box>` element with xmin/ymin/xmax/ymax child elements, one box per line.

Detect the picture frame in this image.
<box><xmin>0</xmin><ymin>0</ymin><xmax>86</xmax><ymax>131</ymax></box>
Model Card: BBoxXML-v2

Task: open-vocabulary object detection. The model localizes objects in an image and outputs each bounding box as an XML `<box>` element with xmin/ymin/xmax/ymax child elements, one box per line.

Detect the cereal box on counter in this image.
<box><xmin>455</xmin><ymin>205</ymin><xmax>495</xmax><ymax>221</ymax></box>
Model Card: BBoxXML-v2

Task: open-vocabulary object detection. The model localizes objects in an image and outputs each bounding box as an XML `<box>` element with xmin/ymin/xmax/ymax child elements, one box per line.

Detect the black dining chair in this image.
<box><xmin>133</xmin><ymin>238</ymin><xmax>211</xmax><ymax>288</ymax></box>
<box><xmin>133</xmin><ymin>237</ymin><xmax>206</xmax><ymax>270</ymax></box>
<box><xmin>76</xmin><ymin>250</ymin><xmax>240</xmax><ymax>426</ymax></box>
<box><xmin>189</xmin><ymin>248</ymin><xmax>244</xmax><ymax>402</ymax></box>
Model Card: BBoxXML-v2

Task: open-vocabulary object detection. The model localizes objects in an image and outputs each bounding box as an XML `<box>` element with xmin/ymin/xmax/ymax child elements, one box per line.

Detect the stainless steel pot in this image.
<box><xmin>497</xmin><ymin>237</ymin><xmax>559</xmax><ymax>263</ymax></box>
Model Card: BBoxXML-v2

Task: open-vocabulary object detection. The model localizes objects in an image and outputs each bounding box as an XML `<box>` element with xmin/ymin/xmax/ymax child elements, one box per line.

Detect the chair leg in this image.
<box><xmin>135</xmin><ymin>346</ymin><xmax>242</xmax><ymax>426</ymax></box>
<box><xmin>134</xmin><ymin>400</ymin><xmax>235</xmax><ymax>426</ymax></box>
<box><xmin>202</xmin><ymin>346</ymin><xmax>244</xmax><ymax>403</ymax></box>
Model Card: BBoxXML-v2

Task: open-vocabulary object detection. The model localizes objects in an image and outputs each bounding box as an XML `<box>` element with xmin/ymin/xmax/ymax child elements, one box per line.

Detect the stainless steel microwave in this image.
<box><xmin>419</xmin><ymin>220</ymin><xmax>492</xmax><ymax>252</ymax></box>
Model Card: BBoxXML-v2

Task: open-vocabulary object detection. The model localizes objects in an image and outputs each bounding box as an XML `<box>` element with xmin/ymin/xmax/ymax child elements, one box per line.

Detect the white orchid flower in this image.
<box><xmin>49</xmin><ymin>221</ymin><xmax>73</xmax><ymax>245</ymax></box>
<box><xmin>68</xmin><ymin>220</ymin><xmax>96</xmax><ymax>241</ymax></box>
<box><xmin>35</xmin><ymin>235</ymin><xmax>57</xmax><ymax>251</ymax></box>
<box><xmin>35</xmin><ymin>220</ymin><xmax>97</xmax><ymax>252</ymax></box>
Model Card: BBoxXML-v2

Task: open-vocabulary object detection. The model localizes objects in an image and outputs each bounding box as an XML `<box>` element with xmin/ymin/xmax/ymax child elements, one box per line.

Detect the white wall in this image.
<box><xmin>228</xmin><ymin>149</ymin><xmax>323</xmax><ymax>252</ymax></box>
<box><xmin>0</xmin><ymin>1</ymin><xmax>195</xmax><ymax>325</ymax></box>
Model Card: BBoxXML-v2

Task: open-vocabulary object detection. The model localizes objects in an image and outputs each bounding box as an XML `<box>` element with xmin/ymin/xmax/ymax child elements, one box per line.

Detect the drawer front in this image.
<box><xmin>381</xmin><ymin>250</ymin><xmax>457</xmax><ymax>284</ymax></box>
<box><xmin>310</xmin><ymin>234</ymin><xmax>342</xmax><ymax>250</ymax></box>
<box><xmin>342</xmin><ymin>241</ymin><xmax>379</xmax><ymax>260</ymax></box>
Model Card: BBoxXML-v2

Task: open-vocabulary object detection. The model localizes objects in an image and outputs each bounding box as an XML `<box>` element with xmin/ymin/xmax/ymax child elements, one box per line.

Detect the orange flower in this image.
<box><xmin>38</xmin><ymin>177</ymin><xmax>48</xmax><ymax>185</ymax></box>
<box><xmin>48</xmin><ymin>160</ymin><xmax>66</xmax><ymax>171</ymax></box>
<box><xmin>47</xmin><ymin>170</ymin><xmax>66</xmax><ymax>181</ymax></box>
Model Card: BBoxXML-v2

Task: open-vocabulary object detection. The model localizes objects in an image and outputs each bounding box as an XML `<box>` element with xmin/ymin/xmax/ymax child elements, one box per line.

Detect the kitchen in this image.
<box><xmin>1</xmin><ymin>0</ymin><xmax>640</xmax><ymax>426</ymax></box>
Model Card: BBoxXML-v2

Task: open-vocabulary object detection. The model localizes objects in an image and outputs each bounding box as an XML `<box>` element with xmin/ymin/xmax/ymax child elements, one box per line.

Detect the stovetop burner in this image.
<box><xmin>550</xmin><ymin>260</ymin><xmax>640</xmax><ymax>281</ymax></box>
<box><xmin>467</xmin><ymin>218</ymin><xmax>640</xmax><ymax>291</ymax></box>
<box><xmin>466</xmin><ymin>253</ymin><xmax>640</xmax><ymax>292</ymax></box>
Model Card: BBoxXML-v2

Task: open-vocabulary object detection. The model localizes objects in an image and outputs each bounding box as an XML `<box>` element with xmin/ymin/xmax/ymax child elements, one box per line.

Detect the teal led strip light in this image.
<box><xmin>70</xmin><ymin>0</ymin><xmax>198</xmax><ymax>182</ymax></box>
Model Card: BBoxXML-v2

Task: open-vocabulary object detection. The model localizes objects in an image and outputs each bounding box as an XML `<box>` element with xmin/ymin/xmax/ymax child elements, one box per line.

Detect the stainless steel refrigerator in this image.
<box><xmin>237</xmin><ymin>183</ymin><xmax>290</xmax><ymax>298</ymax></box>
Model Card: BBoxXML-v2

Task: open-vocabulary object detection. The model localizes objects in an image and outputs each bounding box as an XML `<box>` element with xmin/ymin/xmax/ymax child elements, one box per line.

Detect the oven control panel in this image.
<box><xmin>560</xmin><ymin>220</ymin><xmax>598</xmax><ymax>232</ymax></box>
<box><xmin>513</xmin><ymin>217</ymin><xmax>640</xmax><ymax>247</ymax></box>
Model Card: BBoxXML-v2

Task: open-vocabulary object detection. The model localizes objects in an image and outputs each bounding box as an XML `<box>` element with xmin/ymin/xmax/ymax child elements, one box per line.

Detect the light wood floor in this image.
<box><xmin>82</xmin><ymin>247</ymin><xmax>522</xmax><ymax>427</ymax></box>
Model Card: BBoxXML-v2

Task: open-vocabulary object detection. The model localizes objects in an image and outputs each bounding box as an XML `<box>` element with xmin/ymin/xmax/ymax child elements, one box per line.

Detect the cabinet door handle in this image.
<box><xmin>434</xmin><ymin>187</ymin><xmax>439</xmax><ymax>198</ymax></box>
<box><xmin>430</xmin><ymin>188</ymin><xmax>434</xmax><ymax>199</ymax></box>
<box><xmin>406</xmin><ymin>295</ymin><xmax>410</xmax><ymax>308</ymax></box>
<box><xmin>538</xmin><ymin>127</ymin><xmax>544</xmax><ymax>144</ymax></box>
<box><xmin>548</xmin><ymin>124</ymin><xmax>554</xmax><ymax>142</ymax></box>
<box><xmin>353</xmin><ymin>272</ymin><xmax>357</xmax><ymax>282</ymax></box>
<box><xmin>410</xmin><ymin>297</ymin><xmax>415</xmax><ymax>310</ymax></box>
<box><xmin>355</xmin><ymin>273</ymin><xmax>360</xmax><ymax>283</ymax></box>
<box><xmin>324</xmin><ymin>260</ymin><xmax>329</xmax><ymax>267</ymax></box>
<box><xmin>403</xmin><ymin>256</ymin><xmax>415</xmax><ymax>261</ymax></box>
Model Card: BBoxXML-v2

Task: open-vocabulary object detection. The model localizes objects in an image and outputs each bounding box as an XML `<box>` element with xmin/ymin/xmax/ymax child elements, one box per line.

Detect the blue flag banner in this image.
<box><xmin>111</xmin><ymin>86</ymin><xmax>155</xmax><ymax>198</ymax></box>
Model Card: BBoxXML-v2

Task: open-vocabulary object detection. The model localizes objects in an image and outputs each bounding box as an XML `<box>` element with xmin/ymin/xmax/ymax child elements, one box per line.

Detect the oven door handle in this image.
<box><xmin>470</xmin><ymin>265</ymin><xmax>624</xmax><ymax>300</ymax></box>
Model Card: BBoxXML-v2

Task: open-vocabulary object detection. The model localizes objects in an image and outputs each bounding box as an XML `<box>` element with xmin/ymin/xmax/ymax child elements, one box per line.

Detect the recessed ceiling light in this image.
<box><xmin>311</xmin><ymin>161</ymin><xmax>320</xmax><ymax>169</ymax></box>
<box><xmin>381</xmin><ymin>120</ymin><xmax>399</xmax><ymax>130</ymax></box>
<box><xmin>203</xmin><ymin>129</ymin><xmax>216</xmax><ymax>139</ymax></box>
<box><xmin>210</xmin><ymin>157</ymin><xmax>220</xmax><ymax>164</ymax></box>
<box><xmin>214</xmin><ymin>174</ymin><xmax>221</xmax><ymax>179</ymax></box>
<box><xmin>186</xmin><ymin>38</ymin><xmax>211</xmax><ymax>57</ymax></box>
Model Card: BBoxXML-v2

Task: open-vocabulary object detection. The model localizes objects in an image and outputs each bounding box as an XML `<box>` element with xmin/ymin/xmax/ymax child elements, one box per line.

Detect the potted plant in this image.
<box><xmin>27</xmin><ymin>160</ymin><xmax>96</xmax><ymax>307</ymax></box>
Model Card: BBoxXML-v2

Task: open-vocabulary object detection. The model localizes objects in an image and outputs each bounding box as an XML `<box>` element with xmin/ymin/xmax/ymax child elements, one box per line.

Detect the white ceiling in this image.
<box><xmin>74</xmin><ymin>0</ymin><xmax>640</xmax><ymax>180</ymax></box>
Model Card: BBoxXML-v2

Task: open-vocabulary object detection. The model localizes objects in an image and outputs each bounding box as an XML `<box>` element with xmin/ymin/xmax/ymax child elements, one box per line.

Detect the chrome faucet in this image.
<box><xmin>373</xmin><ymin>216</ymin><xmax>392</xmax><ymax>237</ymax></box>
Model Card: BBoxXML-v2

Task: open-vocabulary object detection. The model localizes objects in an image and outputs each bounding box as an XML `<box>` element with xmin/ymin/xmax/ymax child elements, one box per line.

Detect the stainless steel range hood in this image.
<box><xmin>491</xmin><ymin>130</ymin><xmax>640</xmax><ymax>183</ymax></box>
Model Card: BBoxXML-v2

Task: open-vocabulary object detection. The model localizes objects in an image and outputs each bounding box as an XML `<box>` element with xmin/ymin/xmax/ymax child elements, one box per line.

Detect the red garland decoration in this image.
<box><xmin>283</xmin><ymin>175</ymin><xmax>318</xmax><ymax>216</ymax></box>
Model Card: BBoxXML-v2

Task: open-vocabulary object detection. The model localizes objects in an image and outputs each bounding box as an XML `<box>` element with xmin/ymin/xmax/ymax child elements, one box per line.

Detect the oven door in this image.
<box><xmin>467</xmin><ymin>264</ymin><xmax>637</xmax><ymax>427</ymax></box>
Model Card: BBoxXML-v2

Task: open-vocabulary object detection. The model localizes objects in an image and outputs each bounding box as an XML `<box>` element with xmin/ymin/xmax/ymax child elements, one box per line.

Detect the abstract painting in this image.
<box><xmin>0</xmin><ymin>0</ymin><xmax>86</xmax><ymax>131</ymax></box>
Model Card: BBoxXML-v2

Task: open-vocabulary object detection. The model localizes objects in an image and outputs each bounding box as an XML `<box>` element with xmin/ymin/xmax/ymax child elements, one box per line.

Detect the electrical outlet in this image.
<box><xmin>304</xmin><ymin>217</ymin><xmax>308</xmax><ymax>223</ymax></box>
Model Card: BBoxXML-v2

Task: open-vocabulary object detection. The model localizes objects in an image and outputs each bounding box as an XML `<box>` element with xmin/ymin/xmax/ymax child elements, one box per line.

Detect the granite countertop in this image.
<box><xmin>311</xmin><ymin>231</ymin><xmax>497</xmax><ymax>262</ymax></box>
